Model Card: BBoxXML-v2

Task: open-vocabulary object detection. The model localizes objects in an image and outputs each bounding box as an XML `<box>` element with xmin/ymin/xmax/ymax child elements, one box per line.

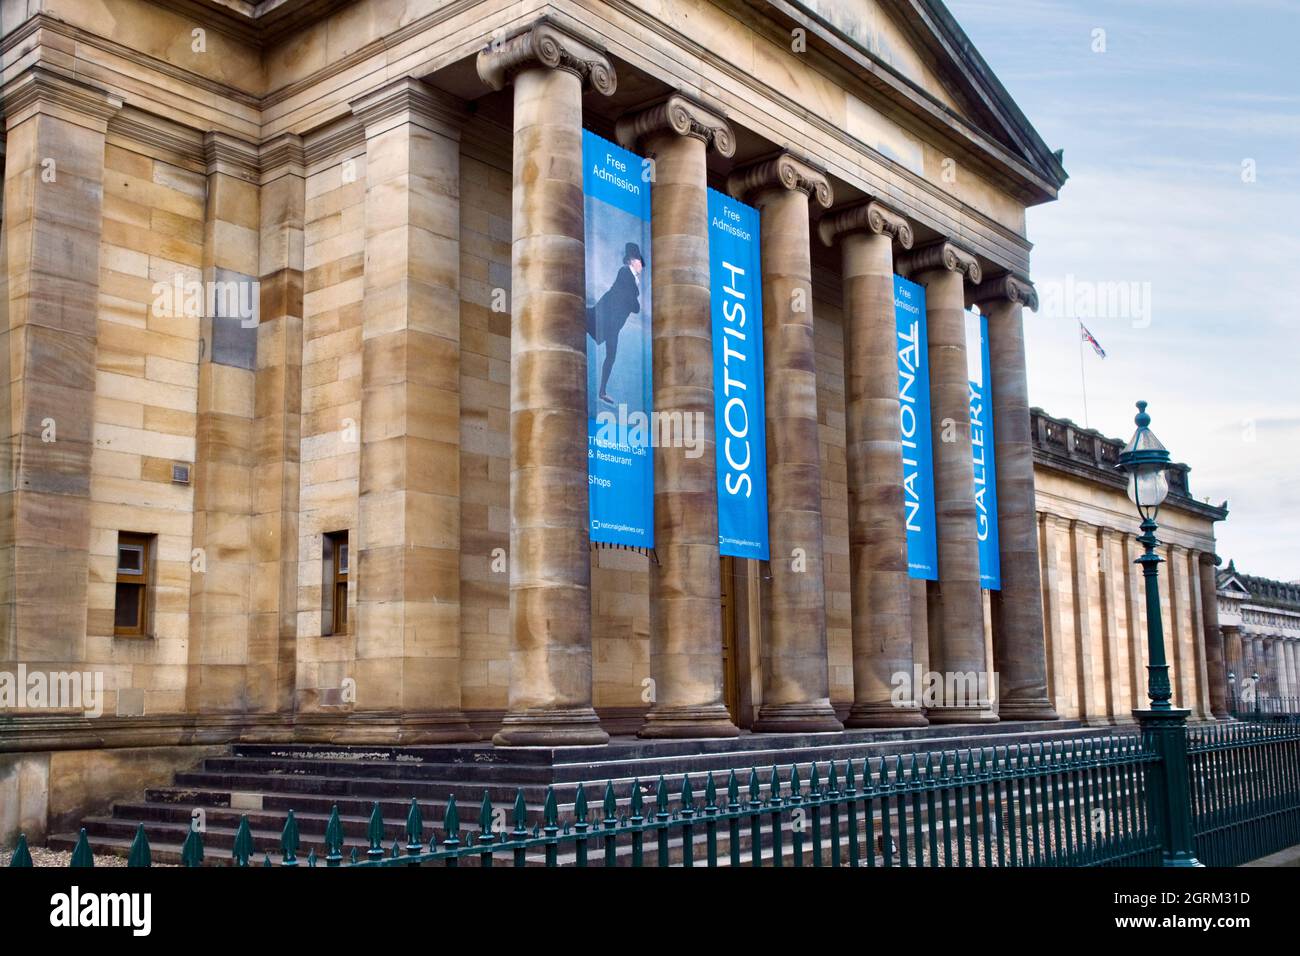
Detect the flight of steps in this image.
<box><xmin>47</xmin><ymin>719</ymin><xmax>1128</xmax><ymax>865</ymax></box>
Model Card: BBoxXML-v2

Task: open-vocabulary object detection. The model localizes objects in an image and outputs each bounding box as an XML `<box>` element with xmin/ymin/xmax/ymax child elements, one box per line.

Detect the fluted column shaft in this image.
<box><xmin>620</xmin><ymin>97</ymin><xmax>738</xmax><ymax>738</ymax></box>
<box><xmin>728</xmin><ymin>154</ymin><xmax>841</xmax><ymax>732</ymax></box>
<box><xmin>903</xmin><ymin>242</ymin><xmax>996</xmax><ymax>722</ymax></box>
<box><xmin>479</xmin><ymin>21</ymin><xmax>616</xmax><ymax>745</ymax></box>
<box><xmin>821</xmin><ymin>202</ymin><xmax>926</xmax><ymax>727</ymax></box>
<box><xmin>974</xmin><ymin>278</ymin><xmax>1057</xmax><ymax>720</ymax></box>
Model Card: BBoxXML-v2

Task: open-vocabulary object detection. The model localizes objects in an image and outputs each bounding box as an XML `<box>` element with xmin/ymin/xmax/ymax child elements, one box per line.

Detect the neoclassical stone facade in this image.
<box><xmin>2</xmin><ymin>0</ymin><xmax>1231</xmax><ymax>841</ymax></box>
<box><xmin>1029</xmin><ymin>409</ymin><xmax>1228</xmax><ymax>722</ymax></box>
<box><xmin>1217</xmin><ymin>564</ymin><xmax>1300</xmax><ymax>707</ymax></box>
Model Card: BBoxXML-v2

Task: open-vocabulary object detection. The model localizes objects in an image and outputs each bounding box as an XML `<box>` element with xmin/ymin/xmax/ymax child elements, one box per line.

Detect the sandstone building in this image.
<box><xmin>1216</xmin><ymin>563</ymin><xmax>1300</xmax><ymax>707</ymax></box>
<box><xmin>0</xmin><ymin>0</ymin><xmax>1227</xmax><ymax>842</ymax></box>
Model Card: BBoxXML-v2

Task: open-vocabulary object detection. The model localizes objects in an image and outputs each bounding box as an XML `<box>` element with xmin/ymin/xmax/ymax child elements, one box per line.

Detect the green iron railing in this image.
<box><xmin>1187</xmin><ymin>720</ymin><xmax>1300</xmax><ymax>866</ymax></box>
<box><xmin>8</xmin><ymin>736</ymin><xmax>1165</xmax><ymax>868</ymax></box>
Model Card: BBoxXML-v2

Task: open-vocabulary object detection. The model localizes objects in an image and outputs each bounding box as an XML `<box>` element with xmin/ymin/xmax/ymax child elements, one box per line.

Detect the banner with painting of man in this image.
<box><xmin>582</xmin><ymin>129</ymin><xmax>654</xmax><ymax>548</ymax></box>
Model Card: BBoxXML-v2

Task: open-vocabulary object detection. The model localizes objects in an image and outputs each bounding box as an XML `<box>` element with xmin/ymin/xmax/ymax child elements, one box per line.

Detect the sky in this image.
<box><xmin>946</xmin><ymin>0</ymin><xmax>1300</xmax><ymax>581</ymax></box>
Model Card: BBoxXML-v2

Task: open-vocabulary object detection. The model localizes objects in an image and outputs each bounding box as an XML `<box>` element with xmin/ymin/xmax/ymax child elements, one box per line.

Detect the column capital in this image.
<box><xmin>476</xmin><ymin>17</ymin><xmax>616</xmax><ymax>96</ymax></box>
<box><xmin>1</xmin><ymin>65</ymin><xmax>122</xmax><ymax>133</ymax></box>
<box><xmin>615</xmin><ymin>92</ymin><xmax>735</xmax><ymax>157</ymax></box>
<box><xmin>897</xmin><ymin>239</ymin><xmax>982</xmax><ymax>285</ymax></box>
<box><xmin>349</xmin><ymin>76</ymin><xmax>469</xmax><ymax>138</ymax></box>
<box><xmin>726</xmin><ymin>151</ymin><xmax>833</xmax><ymax>208</ymax></box>
<box><xmin>817</xmin><ymin>198</ymin><xmax>913</xmax><ymax>249</ymax></box>
<box><xmin>203</xmin><ymin>131</ymin><xmax>260</xmax><ymax>182</ymax></box>
<box><xmin>970</xmin><ymin>272</ymin><xmax>1038</xmax><ymax>311</ymax></box>
<box><xmin>259</xmin><ymin>132</ymin><xmax>307</xmax><ymax>184</ymax></box>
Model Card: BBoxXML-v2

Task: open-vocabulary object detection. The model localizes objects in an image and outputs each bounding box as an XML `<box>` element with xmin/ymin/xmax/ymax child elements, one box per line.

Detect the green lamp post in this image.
<box><xmin>1117</xmin><ymin>400</ymin><xmax>1201</xmax><ymax>866</ymax></box>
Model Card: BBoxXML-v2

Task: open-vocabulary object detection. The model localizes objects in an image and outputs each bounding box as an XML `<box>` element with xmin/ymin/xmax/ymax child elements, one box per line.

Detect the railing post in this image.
<box><xmin>1135</xmin><ymin>709</ymin><xmax>1201</xmax><ymax>866</ymax></box>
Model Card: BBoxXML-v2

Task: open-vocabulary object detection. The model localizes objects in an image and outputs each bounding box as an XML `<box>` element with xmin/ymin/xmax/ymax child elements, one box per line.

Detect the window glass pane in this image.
<box><xmin>338</xmin><ymin>543</ymin><xmax>348</xmax><ymax>575</ymax></box>
<box><xmin>115</xmin><ymin>583</ymin><xmax>141</xmax><ymax>628</ymax></box>
<box><xmin>118</xmin><ymin>544</ymin><xmax>144</xmax><ymax>574</ymax></box>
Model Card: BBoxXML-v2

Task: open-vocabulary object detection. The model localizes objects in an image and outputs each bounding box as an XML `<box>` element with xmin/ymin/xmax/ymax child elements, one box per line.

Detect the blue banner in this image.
<box><xmin>966</xmin><ymin>309</ymin><xmax>1001</xmax><ymax>590</ymax></box>
<box><xmin>583</xmin><ymin>130</ymin><xmax>653</xmax><ymax>547</ymax></box>
<box><xmin>708</xmin><ymin>188</ymin><xmax>769</xmax><ymax>560</ymax></box>
<box><xmin>895</xmin><ymin>275</ymin><xmax>938</xmax><ymax>580</ymax></box>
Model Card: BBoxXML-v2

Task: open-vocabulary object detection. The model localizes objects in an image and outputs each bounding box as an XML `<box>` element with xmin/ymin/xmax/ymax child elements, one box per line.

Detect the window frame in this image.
<box><xmin>113</xmin><ymin>531</ymin><xmax>155</xmax><ymax>638</ymax></box>
<box><xmin>323</xmin><ymin>530</ymin><xmax>349</xmax><ymax>636</ymax></box>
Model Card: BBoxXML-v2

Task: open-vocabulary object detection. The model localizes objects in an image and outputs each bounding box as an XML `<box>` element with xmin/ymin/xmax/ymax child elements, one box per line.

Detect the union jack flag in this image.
<box><xmin>1079</xmin><ymin>322</ymin><xmax>1106</xmax><ymax>358</ymax></box>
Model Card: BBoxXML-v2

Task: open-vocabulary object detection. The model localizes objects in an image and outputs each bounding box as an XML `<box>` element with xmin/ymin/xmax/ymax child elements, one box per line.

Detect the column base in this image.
<box><xmin>924</xmin><ymin>706</ymin><xmax>999</xmax><ymax>725</ymax></box>
<box><xmin>996</xmin><ymin>698</ymin><xmax>1060</xmax><ymax>721</ymax></box>
<box><xmin>638</xmin><ymin>704</ymin><xmax>740</xmax><ymax>739</ymax></box>
<box><xmin>493</xmin><ymin>708</ymin><xmax>610</xmax><ymax>747</ymax></box>
<box><xmin>294</xmin><ymin>710</ymin><xmax>479</xmax><ymax>744</ymax></box>
<box><xmin>752</xmin><ymin>702</ymin><xmax>844</xmax><ymax>734</ymax></box>
<box><xmin>844</xmin><ymin>703</ymin><xmax>929</xmax><ymax>729</ymax></box>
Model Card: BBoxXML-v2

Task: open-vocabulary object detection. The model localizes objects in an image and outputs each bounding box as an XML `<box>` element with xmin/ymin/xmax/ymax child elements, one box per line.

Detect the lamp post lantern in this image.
<box><xmin>1116</xmin><ymin>400</ymin><xmax>1202</xmax><ymax>867</ymax></box>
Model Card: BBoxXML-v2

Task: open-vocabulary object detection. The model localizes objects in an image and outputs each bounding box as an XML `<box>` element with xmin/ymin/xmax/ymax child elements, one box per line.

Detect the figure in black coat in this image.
<box><xmin>586</xmin><ymin>242</ymin><xmax>644</xmax><ymax>406</ymax></box>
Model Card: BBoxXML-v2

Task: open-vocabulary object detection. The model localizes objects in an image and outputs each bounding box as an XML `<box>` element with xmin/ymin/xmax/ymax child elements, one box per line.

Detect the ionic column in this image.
<box><xmin>896</xmin><ymin>241</ymin><xmax>995</xmax><ymax>722</ymax></box>
<box><xmin>971</xmin><ymin>275</ymin><xmax>1057</xmax><ymax>720</ymax></box>
<box><xmin>1197</xmin><ymin>552</ymin><xmax>1229</xmax><ymax>717</ymax></box>
<box><xmin>616</xmin><ymin>95</ymin><xmax>739</xmax><ymax>738</ymax></box>
<box><xmin>350</xmin><ymin>78</ymin><xmax>474</xmax><ymax>741</ymax></box>
<box><xmin>1274</xmin><ymin>637</ymin><xmax>1291</xmax><ymax>698</ymax></box>
<box><xmin>479</xmin><ymin>20</ymin><xmax>616</xmax><ymax>745</ymax></box>
<box><xmin>1252</xmin><ymin>636</ymin><xmax>1265</xmax><ymax>687</ymax></box>
<box><xmin>1286</xmin><ymin>641</ymin><xmax>1299</xmax><ymax>705</ymax></box>
<box><xmin>726</xmin><ymin>153</ymin><xmax>842</xmax><ymax>732</ymax></box>
<box><xmin>819</xmin><ymin>200</ymin><xmax>927</xmax><ymax>727</ymax></box>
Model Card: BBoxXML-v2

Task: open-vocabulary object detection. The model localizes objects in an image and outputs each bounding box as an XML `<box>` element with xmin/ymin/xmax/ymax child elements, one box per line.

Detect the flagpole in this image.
<box><xmin>1077</xmin><ymin>321</ymin><xmax>1090</xmax><ymax>429</ymax></box>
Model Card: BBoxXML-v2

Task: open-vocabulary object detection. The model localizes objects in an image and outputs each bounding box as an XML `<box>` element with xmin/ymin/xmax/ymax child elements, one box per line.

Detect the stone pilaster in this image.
<box><xmin>1098</xmin><ymin>527</ymin><xmax>1125</xmax><ymax>718</ymax></box>
<box><xmin>1123</xmin><ymin>530</ymin><xmax>1149</xmax><ymax>710</ymax></box>
<box><xmin>1196</xmin><ymin>552</ymin><xmax>1228</xmax><ymax>717</ymax></box>
<box><xmin>478</xmin><ymin>19</ymin><xmax>616</xmax><ymax>745</ymax></box>
<box><xmin>819</xmin><ymin>200</ymin><xmax>926</xmax><ymax>727</ymax></box>
<box><xmin>1068</xmin><ymin>519</ymin><xmax>1098</xmax><ymax>721</ymax></box>
<box><xmin>1168</xmin><ymin>544</ymin><xmax>1195</xmax><ymax>713</ymax></box>
<box><xmin>348</xmin><ymin>77</ymin><xmax>474</xmax><ymax>741</ymax></box>
<box><xmin>727</xmin><ymin>152</ymin><xmax>842</xmax><ymax>732</ymax></box>
<box><xmin>1039</xmin><ymin>513</ymin><xmax>1067</xmax><ymax>715</ymax></box>
<box><xmin>897</xmin><ymin>240</ymin><xmax>995</xmax><ymax>722</ymax></box>
<box><xmin>970</xmin><ymin>274</ymin><xmax>1057</xmax><ymax>720</ymax></box>
<box><xmin>252</xmin><ymin>134</ymin><xmax>306</xmax><ymax>719</ymax></box>
<box><xmin>617</xmin><ymin>94</ymin><xmax>738</xmax><ymax>739</ymax></box>
<box><xmin>0</xmin><ymin>68</ymin><xmax>119</xmax><ymax>669</ymax></box>
<box><xmin>186</xmin><ymin>132</ymin><xmax>261</xmax><ymax>714</ymax></box>
<box><xmin>1186</xmin><ymin>549</ymin><xmax>1213</xmax><ymax>719</ymax></box>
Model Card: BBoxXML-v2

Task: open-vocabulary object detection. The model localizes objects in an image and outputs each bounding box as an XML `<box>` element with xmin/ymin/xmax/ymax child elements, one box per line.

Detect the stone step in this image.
<box><xmin>48</xmin><ymin>721</ymin><xmax>1140</xmax><ymax>866</ymax></box>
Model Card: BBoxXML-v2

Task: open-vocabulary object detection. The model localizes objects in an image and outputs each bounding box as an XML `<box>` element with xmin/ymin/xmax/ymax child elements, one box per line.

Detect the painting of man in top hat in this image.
<box><xmin>586</xmin><ymin>241</ymin><xmax>644</xmax><ymax>407</ymax></box>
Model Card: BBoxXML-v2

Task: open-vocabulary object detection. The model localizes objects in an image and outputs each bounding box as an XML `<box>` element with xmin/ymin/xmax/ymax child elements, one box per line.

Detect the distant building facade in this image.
<box><xmin>1217</xmin><ymin>563</ymin><xmax>1300</xmax><ymax>705</ymax></box>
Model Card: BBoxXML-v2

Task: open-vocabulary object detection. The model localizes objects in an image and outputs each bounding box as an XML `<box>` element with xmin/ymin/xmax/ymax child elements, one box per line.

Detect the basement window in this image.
<box><xmin>114</xmin><ymin>532</ymin><xmax>155</xmax><ymax>638</ymax></box>
<box><xmin>322</xmin><ymin>531</ymin><xmax>349</xmax><ymax>636</ymax></box>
